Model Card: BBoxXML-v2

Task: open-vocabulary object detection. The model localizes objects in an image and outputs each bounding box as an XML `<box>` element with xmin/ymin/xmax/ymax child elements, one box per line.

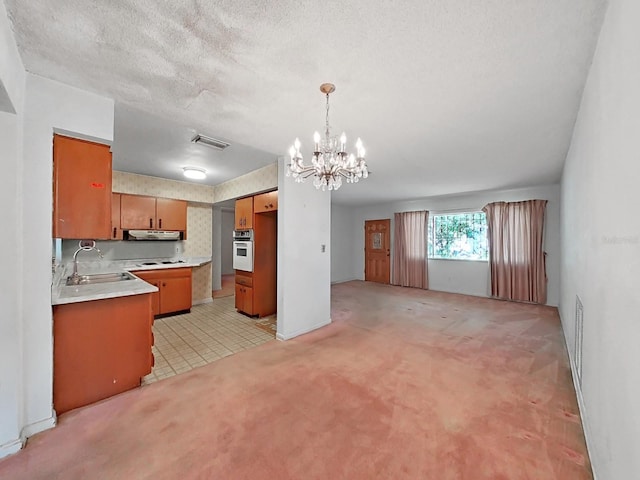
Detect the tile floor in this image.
<box><xmin>142</xmin><ymin>295</ymin><xmax>275</xmax><ymax>385</ymax></box>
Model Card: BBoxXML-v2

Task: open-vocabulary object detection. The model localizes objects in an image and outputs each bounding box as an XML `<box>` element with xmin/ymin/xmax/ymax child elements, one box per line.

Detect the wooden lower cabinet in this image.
<box><xmin>133</xmin><ymin>268</ymin><xmax>192</xmax><ymax>316</ymax></box>
<box><xmin>53</xmin><ymin>293</ymin><xmax>153</xmax><ymax>415</ymax></box>
<box><xmin>235</xmin><ymin>283</ymin><xmax>254</xmax><ymax>314</ymax></box>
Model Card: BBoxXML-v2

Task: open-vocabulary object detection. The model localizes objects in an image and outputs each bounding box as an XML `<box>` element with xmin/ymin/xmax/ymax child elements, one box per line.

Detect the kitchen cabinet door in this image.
<box><xmin>133</xmin><ymin>267</ymin><xmax>192</xmax><ymax>316</ymax></box>
<box><xmin>52</xmin><ymin>134</ymin><xmax>112</xmax><ymax>239</ymax></box>
<box><xmin>160</xmin><ymin>276</ymin><xmax>192</xmax><ymax>314</ymax></box>
<box><xmin>120</xmin><ymin>194</ymin><xmax>157</xmax><ymax>230</ymax></box>
<box><xmin>253</xmin><ymin>191</ymin><xmax>278</xmax><ymax>213</ymax></box>
<box><xmin>235</xmin><ymin>197</ymin><xmax>253</xmax><ymax>229</ymax></box>
<box><xmin>148</xmin><ymin>282</ymin><xmax>161</xmax><ymax>317</ymax></box>
<box><xmin>235</xmin><ymin>284</ymin><xmax>253</xmax><ymax>315</ymax></box>
<box><xmin>156</xmin><ymin>197</ymin><xmax>187</xmax><ymax>231</ymax></box>
<box><xmin>111</xmin><ymin>193</ymin><xmax>123</xmax><ymax>240</ymax></box>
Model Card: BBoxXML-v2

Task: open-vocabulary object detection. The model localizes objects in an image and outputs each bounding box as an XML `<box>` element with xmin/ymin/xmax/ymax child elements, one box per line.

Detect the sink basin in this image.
<box><xmin>66</xmin><ymin>272</ymin><xmax>135</xmax><ymax>286</ymax></box>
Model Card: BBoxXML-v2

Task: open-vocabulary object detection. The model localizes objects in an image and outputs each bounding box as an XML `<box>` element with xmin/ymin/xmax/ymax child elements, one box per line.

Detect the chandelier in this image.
<box><xmin>286</xmin><ymin>83</ymin><xmax>368</xmax><ymax>191</ymax></box>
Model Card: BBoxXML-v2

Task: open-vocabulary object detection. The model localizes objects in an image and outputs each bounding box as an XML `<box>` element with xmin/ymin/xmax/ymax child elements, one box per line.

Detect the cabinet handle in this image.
<box><xmin>113</xmin><ymin>227</ymin><xmax>117</xmax><ymax>238</ymax></box>
<box><xmin>150</xmin><ymin>218</ymin><xmax>153</xmax><ymax>229</ymax></box>
<box><xmin>159</xmin><ymin>219</ymin><xmax>162</xmax><ymax>229</ymax></box>
<box><xmin>269</xmin><ymin>203</ymin><xmax>273</xmax><ymax>208</ymax></box>
<box><xmin>162</xmin><ymin>283</ymin><xmax>166</xmax><ymax>287</ymax></box>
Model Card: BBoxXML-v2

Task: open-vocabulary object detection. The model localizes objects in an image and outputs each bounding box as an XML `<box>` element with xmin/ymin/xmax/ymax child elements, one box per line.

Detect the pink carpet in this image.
<box><xmin>0</xmin><ymin>281</ymin><xmax>591</xmax><ymax>479</ymax></box>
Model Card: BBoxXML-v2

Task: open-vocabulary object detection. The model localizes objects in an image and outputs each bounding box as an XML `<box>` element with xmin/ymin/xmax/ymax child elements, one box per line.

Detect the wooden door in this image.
<box><xmin>156</xmin><ymin>198</ymin><xmax>187</xmax><ymax>231</ymax></box>
<box><xmin>52</xmin><ymin>134</ymin><xmax>112</xmax><ymax>239</ymax></box>
<box><xmin>364</xmin><ymin>219</ymin><xmax>391</xmax><ymax>284</ymax></box>
<box><xmin>121</xmin><ymin>194</ymin><xmax>157</xmax><ymax>230</ymax></box>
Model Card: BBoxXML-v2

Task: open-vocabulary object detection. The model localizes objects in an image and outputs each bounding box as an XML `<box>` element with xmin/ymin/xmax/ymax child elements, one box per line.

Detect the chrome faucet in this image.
<box><xmin>68</xmin><ymin>240</ymin><xmax>103</xmax><ymax>285</ymax></box>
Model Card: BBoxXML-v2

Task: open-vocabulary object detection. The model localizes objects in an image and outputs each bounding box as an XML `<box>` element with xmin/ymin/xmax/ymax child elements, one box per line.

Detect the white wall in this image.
<box><xmin>277</xmin><ymin>158</ymin><xmax>331</xmax><ymax>339</ymax></box>
<box><xmin>0</xmin><ymin>1</ymin><xmax>25</xmax><ymax>458</ymax></box>
<box><xmin>20</xmin><ymin>75</ymin><xmax>114</xmax><ymax>440</ymax></box>
<box><xmin>560</xmin><ymin>0</ymin><xmax>640</xmax><ymax>477</ymax></box>
<box><xmin>341</xmin><ymin>184</ymin><xmax>561</xmax><ymax>306</ymax></box>
<box><xmin>331</xmin><ymin>204</ymin><xmax>356</xmax><ymax>283</ymax></box>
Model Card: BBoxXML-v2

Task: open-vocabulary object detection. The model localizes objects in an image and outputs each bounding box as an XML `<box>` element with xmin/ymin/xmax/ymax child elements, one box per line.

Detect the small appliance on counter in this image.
<box><xmin>233</xmin><ymin>229</ymin><xmax>254</xmax><ymax>272</ymax></box>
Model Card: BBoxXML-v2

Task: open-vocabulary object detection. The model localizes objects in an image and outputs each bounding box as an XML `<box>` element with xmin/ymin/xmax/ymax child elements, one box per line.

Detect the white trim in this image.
<box><xmin>276</xmin><ymin>318</ymin><xmax>331</xmax><ymax>341</ymax></box>
<box><xmin>559</xmin><ymin>310</ymin><xmax>599</xmax><ymax>480</ymax></box>
<box><xmin>21</xmin><ymin>413</ymin><xmax>56</xmax><ymax>439</ymax></box>
<box><xmin>331</xmin><ymin>277</ymin><xmax>358</xmax><ymax>285</ymax></box>
<box><xmin>192</xmin><ymin>297</ymin><xmax>213</xmax><ymax>306</ymax></box>
<box><xmin>0</xmin><ymin>438</ymin><xmax>23</xmax><ymax>459</ymax></box>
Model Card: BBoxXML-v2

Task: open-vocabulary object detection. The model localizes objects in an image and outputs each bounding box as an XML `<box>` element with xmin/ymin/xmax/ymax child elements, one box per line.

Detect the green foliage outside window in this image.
<box><xmin>428</xmin><ymin>212</ymin><xmax>488</xmax><ymax>260</ymax></box>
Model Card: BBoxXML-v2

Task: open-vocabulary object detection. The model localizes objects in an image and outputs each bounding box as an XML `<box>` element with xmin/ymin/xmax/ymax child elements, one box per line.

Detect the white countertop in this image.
<box><xmin>51</xmin><ymin>257</ymin><xmax>211</xmax><ymax>306</ymax></box>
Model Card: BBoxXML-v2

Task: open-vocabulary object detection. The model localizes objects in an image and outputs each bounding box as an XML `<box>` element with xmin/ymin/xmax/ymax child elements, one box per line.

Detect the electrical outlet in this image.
<box><xmin>321</xmin><ymin>244</ymin><xmax>326</xmax><ymax>253</ymax></box>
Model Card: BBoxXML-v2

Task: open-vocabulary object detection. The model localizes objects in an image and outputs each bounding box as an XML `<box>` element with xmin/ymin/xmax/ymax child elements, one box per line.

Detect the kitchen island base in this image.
<box><xmin>53</xmin><ymin>293</ymin><xmax>153</xmax><ymax>415</ymax></box>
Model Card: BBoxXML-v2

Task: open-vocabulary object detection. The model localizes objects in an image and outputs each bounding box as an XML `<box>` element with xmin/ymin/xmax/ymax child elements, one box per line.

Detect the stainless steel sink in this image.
<box><xmin>66</xmin><ymin>271</ymin><xmax>135</xmax><ymax>286</ymax></box>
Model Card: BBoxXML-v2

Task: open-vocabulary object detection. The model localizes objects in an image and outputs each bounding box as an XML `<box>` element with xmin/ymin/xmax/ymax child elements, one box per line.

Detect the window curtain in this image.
<box><xmin>482</xmin><ymin>200</ymin><xmax>547</xmax><ymax>304</ymax></box>
<box><xmin>392</xmin><ymin>211</ymin><xmax>428</xmax><ymax>289</ymax></box>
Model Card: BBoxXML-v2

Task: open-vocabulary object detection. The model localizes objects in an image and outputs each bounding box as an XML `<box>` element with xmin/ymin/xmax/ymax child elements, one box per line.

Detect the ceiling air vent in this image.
<box><xmin>191</xmin><ymin>134</ymin><xmax>230</xmax><ymax>150</ymax></box>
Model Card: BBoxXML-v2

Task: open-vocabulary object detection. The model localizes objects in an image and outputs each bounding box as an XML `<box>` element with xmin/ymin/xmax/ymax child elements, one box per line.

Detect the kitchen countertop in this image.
<box><xmin>51</xmin><ymin>257</ymin><xmax>211</xmax><ymax>306</ymax></box>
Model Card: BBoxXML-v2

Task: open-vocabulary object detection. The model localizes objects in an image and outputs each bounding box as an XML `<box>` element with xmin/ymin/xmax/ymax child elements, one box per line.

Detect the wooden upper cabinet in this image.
<box><xmin>156</xmin><ymin>197</ymin><xmax>187</xmax><ymax>231</ymax></box>
<box><xmin>120</xmin><ymin>194</ymin><xmax>187</xmax><ymax>231</ymax></box>
<box><xmin>52</xmin><ymin>134</ymin><xmax>112</xmax><ymax>239</ymax></box>
<box><xmin>253</xmin><ymin>191</ymin><xmax>278</xmax><ymax>214</ymax></box>
<box><xmin>235</xmin><ymin>197</ymin><xmax>253</xmax><ymax>229</ymax></box>
<box><xmin>120</xmin><ymin>194</ymin><xmax>157</xmax><ymax>230</ymax></box>
<box><xmin>111</xmin><ymin>193</ymin><xmax>123</xmax><ymax>240</ymax></box>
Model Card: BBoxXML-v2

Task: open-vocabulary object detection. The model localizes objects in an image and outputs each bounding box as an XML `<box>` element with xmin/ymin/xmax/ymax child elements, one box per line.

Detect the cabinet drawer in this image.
<box><xmin>235</xmin><ymin>273</ymin><xmax>253</xmax><ymax>287</ymax></box>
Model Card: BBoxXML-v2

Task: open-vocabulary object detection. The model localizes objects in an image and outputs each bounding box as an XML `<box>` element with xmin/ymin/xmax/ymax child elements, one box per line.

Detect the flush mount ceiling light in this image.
<box><xmin>183</xmin><ymin>166</ymin><xmax>207</xmax><ymax>180</ymax></box>
<box><xmin>191</xmin><ymin>133</ymin><xmax>230</xmax><ymax>150</ymax></box>
<box><xmin>286</xmin><ymin>83</ymin><xmax>368</xmax><ymax>191</ymax></box>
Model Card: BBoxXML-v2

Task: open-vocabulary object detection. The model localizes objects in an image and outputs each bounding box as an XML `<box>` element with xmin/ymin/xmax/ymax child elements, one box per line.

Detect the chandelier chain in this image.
<box><xmin>325</xmin><ymin>93</ymin><xmax>330</xmax><ymax>141</ymax></box>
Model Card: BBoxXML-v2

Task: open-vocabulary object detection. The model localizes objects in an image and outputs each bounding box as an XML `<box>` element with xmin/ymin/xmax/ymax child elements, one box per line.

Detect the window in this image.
<box><xmin>428</xmin><ymin>212</ymin><xmax>488</xmax><ymax>260</ymax></box>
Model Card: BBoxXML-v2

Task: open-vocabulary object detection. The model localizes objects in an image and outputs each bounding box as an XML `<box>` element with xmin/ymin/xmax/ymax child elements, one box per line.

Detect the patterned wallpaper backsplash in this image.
<box><xmin>214</xmin><ymin>162</ymin><xmax>278</xmax><ymax>203</ymax></box>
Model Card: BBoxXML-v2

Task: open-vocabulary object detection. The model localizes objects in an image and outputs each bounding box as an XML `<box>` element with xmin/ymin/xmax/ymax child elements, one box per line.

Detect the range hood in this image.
<box><xmin>125</xmin><ymin>230</ymin><xmax>181</xmax><ymax>241</ymax></box>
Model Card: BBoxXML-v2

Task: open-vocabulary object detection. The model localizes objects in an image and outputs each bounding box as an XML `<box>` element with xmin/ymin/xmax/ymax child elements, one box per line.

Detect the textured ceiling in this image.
<box><xmin>5</xmin><ymin>0</ymin><xmax>607</xmax><ymax>205</ymax></box>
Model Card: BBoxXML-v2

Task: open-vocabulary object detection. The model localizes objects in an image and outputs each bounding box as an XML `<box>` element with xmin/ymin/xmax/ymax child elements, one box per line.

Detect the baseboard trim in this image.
<box><xmin>558</xmin><ymin>310</ymin><xmax>599</xmax><ymax>480</ymax></box>
<box><xmin>276</xmin><ymin>318</ymin><xmax>331</xmax><ymax>341</ymax></box>
<box><xmin>0</xmin><ymin>437</ymin><xmax>23</xmax><ymax>459</ymax></box>
<box><xmin>193</xmin><ymin>297</ymin><xmax>214</xmax><ymax>306</ymax></box>
<box><xmin>331</xmin><ymin>277</ymin><xmax>358</xmax><ymax>285</ymax></box>
<box><xmin>21</xmin><ymin>412</ymin><xmax>56</xmax><ymax>439</ymax></box>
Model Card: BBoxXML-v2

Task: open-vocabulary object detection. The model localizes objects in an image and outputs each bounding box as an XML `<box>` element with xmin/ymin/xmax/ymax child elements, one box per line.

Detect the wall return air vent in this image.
<box><xmin>191</xmin><ymin>134</ymin><xmax>230</xmax><ymax>150</ymax></box>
